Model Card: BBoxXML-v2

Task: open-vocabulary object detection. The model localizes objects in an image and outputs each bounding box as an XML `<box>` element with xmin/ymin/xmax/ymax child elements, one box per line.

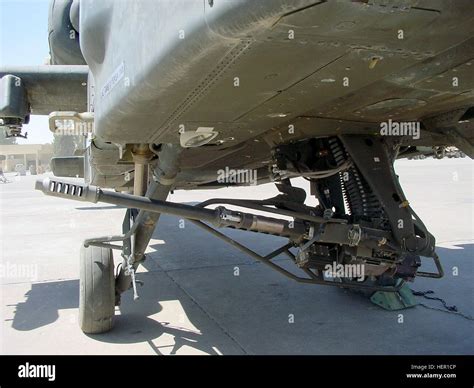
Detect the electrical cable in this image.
<box><xmin>411</xmin><ymin>288</ymin><xmax>474</xmax><ymax>321</ymax></box>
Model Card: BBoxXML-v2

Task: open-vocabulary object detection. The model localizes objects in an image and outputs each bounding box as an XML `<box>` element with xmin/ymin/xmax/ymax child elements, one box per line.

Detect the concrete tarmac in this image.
<box><xmin>0</xmin><ymin>158</ymin><xmax>472</xmax><ymax>354</ymax></box>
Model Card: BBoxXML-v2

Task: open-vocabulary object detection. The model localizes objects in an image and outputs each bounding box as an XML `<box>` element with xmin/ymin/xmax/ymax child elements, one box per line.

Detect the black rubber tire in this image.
<box><xmin>79</xmin><ymin>245</ymin><xmax>115</xmax><ymax>334</ymax></box>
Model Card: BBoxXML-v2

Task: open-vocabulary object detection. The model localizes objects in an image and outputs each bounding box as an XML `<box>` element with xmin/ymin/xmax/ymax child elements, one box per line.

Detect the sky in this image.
<box><xmin>0</xmin><ymin>0</ymin><xmax>54</xmax><ymax>145</ymax></box>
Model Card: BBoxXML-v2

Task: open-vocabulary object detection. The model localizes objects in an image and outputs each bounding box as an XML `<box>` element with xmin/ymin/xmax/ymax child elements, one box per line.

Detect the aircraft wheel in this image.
<box><xmin>79</xmin><ymin>244</ymin><xmax>115</xmax><ymax>334</ymax></box>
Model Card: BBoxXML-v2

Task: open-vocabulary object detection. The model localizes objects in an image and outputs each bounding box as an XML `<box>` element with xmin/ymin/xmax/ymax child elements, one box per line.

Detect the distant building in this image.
<box><xmin>0</xmin><ymin>144</ymin><xmax>53</xmax><ymax>172</ymax></box>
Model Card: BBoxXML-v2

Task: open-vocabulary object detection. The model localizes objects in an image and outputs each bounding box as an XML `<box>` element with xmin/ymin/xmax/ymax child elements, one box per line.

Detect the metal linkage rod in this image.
<box><xmin>189</xmin><ymin>219</ymin><xmax>403</xmax><ymax>292</ymax></box>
